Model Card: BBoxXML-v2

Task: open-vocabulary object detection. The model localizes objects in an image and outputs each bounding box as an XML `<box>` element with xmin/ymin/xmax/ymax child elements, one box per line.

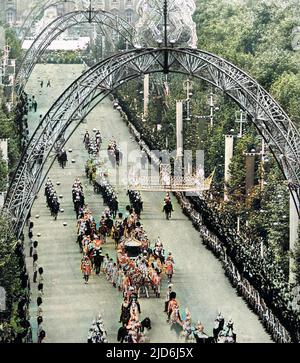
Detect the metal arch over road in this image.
<box><xmin>16</xmin><ymin>9</ymin><xmax>135</xmax><ymax>94</ymax></box>
<box><xmin>18</xmin><ymin>0</ymin><xmax>57</xmax><ymax>41</ymax></box>
<box><xmin>5</xmin><ymin>47</ymin><xmax>300</xmax><ymax>237</ymax></box>
<box><xmin>18</xmin><ymin>0</ymin><xmax>76</xmax><ymax>44</ymax></box>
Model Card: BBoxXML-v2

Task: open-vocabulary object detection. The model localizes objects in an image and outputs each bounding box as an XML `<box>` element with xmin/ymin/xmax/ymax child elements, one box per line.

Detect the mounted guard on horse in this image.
<box><xmin>163</xmin><ymin>193</ymin><xmax>174</xmax><ymax>220</ymax></box>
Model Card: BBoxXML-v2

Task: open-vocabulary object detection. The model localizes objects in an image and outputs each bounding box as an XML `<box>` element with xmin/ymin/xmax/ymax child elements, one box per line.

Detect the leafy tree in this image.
<box><xmin>0</xmin><ymin>27</ymin><xmax>28</xmax><ymax>342</ymax></box>
<box><xmin>0</xmin><ymin>151</ymin><xmax>8</xmax><ymax>191</ymax></box>
<box><xmin>5</xmin><ymin>28</ymin><xmax>22</xmax><ymax>63</ymax></box>
<box><xmin>0</xmin><ymin>106</ymin><xmax>20</xmax><ymax>179</ymax></box>
<box><xmin>0</xmin><ymin>216</ymin><xmax>30</xmax><ymax>343</ymax></box>
<box><xmin>270</xmin><ymin>72</ymin><xmax>300</xmax><ymax>126</ymax></box>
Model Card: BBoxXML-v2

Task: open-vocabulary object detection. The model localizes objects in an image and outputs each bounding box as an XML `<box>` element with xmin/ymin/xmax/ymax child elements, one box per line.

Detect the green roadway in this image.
<box><xmin>24</xmin><ymin>64</ymin><xmax>272</xmax><ymax>343</ymax></box>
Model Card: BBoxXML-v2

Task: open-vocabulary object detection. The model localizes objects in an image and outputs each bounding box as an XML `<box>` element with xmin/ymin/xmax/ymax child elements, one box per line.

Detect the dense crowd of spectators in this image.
<box><xmin>183</xmin><ymin>195</ymin><xmax>300</xmax><ymax>342</ymax></box>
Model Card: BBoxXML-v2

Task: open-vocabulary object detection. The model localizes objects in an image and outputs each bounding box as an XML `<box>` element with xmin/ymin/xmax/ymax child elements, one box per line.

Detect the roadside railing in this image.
<box><xmin>116</xmin><ymin>101</ymin><xmax>296</xmax><ymax>343</ymax></box>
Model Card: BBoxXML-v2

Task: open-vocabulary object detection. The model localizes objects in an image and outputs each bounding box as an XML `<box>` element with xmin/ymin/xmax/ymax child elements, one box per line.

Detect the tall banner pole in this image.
<box><xmin>289</xmin><ymin>189</ymin><xmax>299</xmax><ymax>284</ymax></box>
<box><xmin>0</xmin><ymin>139</ymin><xmax>8</xmax><ymax>207</ymax></box>
<box><xmin>245</xmin><ymin>152</ymin><xmax>256</xmax><ymax>196</ymax></box>
<box><xmin>224</xmin><ymin>135</ymin><xmax>234</xmax><ymax>201</ymax></box>
<box><xmin>176</xmin><ymin>101</ymin><xmax>183</xmax><ymax>159</ymax></box>
<box><xmin>143</xmin><ymin>74</ymin><xmax>150</xmax><ymax>119</ymax></box>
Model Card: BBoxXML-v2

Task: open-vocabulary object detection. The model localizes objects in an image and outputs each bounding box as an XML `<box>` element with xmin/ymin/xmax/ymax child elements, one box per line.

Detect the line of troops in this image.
<box><xmin>95</xmin><ymin>178</ymin><xmax>119</xmax><ymax>218</ymax></box>
<box><xmin>44</xmin><ymin>178</ymin><xmax>60</xmax><ymax>220</ymax></box>
<box><xmin>127</xmin><ymin>190</ymin><xmax>143</xmax><ymax>218</ymax></box>
<box><xmin>72</xmin><ymin>178</ymin><xmax>85</xmax><ymax>218</ymax></box>
<box><xmin>83</xmin><ymin>130</ymin><xmax>102</xmax><ymax>157</ymax></box>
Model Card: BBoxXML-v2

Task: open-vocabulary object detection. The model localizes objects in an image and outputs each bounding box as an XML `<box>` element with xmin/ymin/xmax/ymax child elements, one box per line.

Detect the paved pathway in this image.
<box><xmin>24</xmin><ymin>64</ymin><xmax>272</xmax><ymax>343</ymax></box>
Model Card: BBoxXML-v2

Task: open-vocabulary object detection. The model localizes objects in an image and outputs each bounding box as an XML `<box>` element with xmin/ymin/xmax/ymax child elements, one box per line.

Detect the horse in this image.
<box><xmin>134</xmin><ymin>273</ymin><xmax>149</xmax><ymax>299</ymax></box>
<box><xmin>169</xmin><ymin>306</ymin><xmax>182</xmax><ymax>326</ymax></box>
<box><xmin>195</xmin><ymin>335</ymin><xmax>215</xmax><ymax>344</ymax></box>
<box><xmin>217</xmin><ymin>328</ymin><xmax>237</xmax><ymax>343</ymax></box>
<box><xmin>113</xmin><ymin>226</ymin><xmax>122</xmax><ymax>247</ymax></box>
<box><xmin>117</xmin><ymin>326</ymin><xmax>128</xmax><ymax>343</ymax></box>
<box><xmin>141</xmin><ymin>317</ymin><xmax>152</xmax><ymax>331</ymax></box>
<box><xmin>117</xmin><ymin>318</ymin><xmax>151</xmax><ymax>343</ymax></box>
<box><xmin>213</xmin><ymin>316</ymin><xmax>225</xmax><ymax>342</ymax></box>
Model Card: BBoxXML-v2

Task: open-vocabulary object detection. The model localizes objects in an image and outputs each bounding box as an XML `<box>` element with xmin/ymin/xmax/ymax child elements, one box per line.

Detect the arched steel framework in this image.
<box><xmin>19</xmin><ymin>0</ymin><xmax>76</xmax><ymax>44</ymax></box>
<box><xmin>4</xmin><ymin>47</ymin><xmax>300</xmax><ymax>237</ymax></box>
<box><xmin>16</xmin><ymin>9</ymin><xmax>135</xmax><ymax>94</ymax></box>
<box><xmin>19</xmin><ymin>0</ymin><xmax>53</xmax><ymax>40</ymax></box>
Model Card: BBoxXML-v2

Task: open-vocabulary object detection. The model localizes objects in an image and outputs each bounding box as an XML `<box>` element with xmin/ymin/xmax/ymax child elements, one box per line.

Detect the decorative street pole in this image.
<box><xmin>176</xmin><ymin>100</ymin><xmax>183</xmax><ymax>159</ymax></box>
<box><xmin>243</xmin><ymin>140</ymin><xmax>267</xmax><ymax>195</ymax></box>
<box><xmin>194</xmin><ymin>90</ymin><xmax>219</xmax><ymax>127</ymax></box>
<box><xmin>209</xmin><ymin>91</ymin><xmax>214</xmax><ymax>127</ymax></box>
<box><xmin>224</xmin><ymin>134</ymin><xmax>234</xmax><ymax>201</ymax></box>
<box><xmin>143</xmin><ymin>73</ymin><xmax>150</xmax><ymax>119</ymax></box>
<box><xmin>289</xmin><ymin>187</ymin><xmax>299</xmax><ymax>284</ymax></box>
<box><xmin>88</xmin><ymin>0</ymin><xmax>92</xmax><ymax>23</ymax></box>
<box><xmin>0</xmin><ymin>139</ymin><xmax>9</xmax><ymax>208</ymax></box>
<box><xmin>260</xmin><ymin>138</ymin><xmax>266</xmax><ymax>191</ymax></box>
<box><xmin>244</xmin><ymin>151</ymin><xmax>256</xmax><ymax>196</ymax></box>
<box><xmin>235</xmin><ymin>109</ymin><xmax>247</xmax><ymax>138</ymax></box>
<box><xmin>163</xmin><ymin>0</ymin><xmax>169</xmax><ymax>74</ymax></box>
<box><xmin>183</xmin><ymin>79</ymin><xmax>193</xmax><ymax>121</ymax></box>
<box><xmin>164</xmin><ymin>0</ymin><xmax>168</xmax><ymax>47</ymax></box>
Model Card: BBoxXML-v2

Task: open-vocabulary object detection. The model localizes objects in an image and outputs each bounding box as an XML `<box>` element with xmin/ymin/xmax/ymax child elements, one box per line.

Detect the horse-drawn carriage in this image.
<box><xmin>124</xmin><ymin>237</ymin><xmax>143</xmax><ymax>258</ymax></box>
<box><xmin>116</xmin><ymin>236</ymin><xmax>161</xmax><ymax>299</ymax></box>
